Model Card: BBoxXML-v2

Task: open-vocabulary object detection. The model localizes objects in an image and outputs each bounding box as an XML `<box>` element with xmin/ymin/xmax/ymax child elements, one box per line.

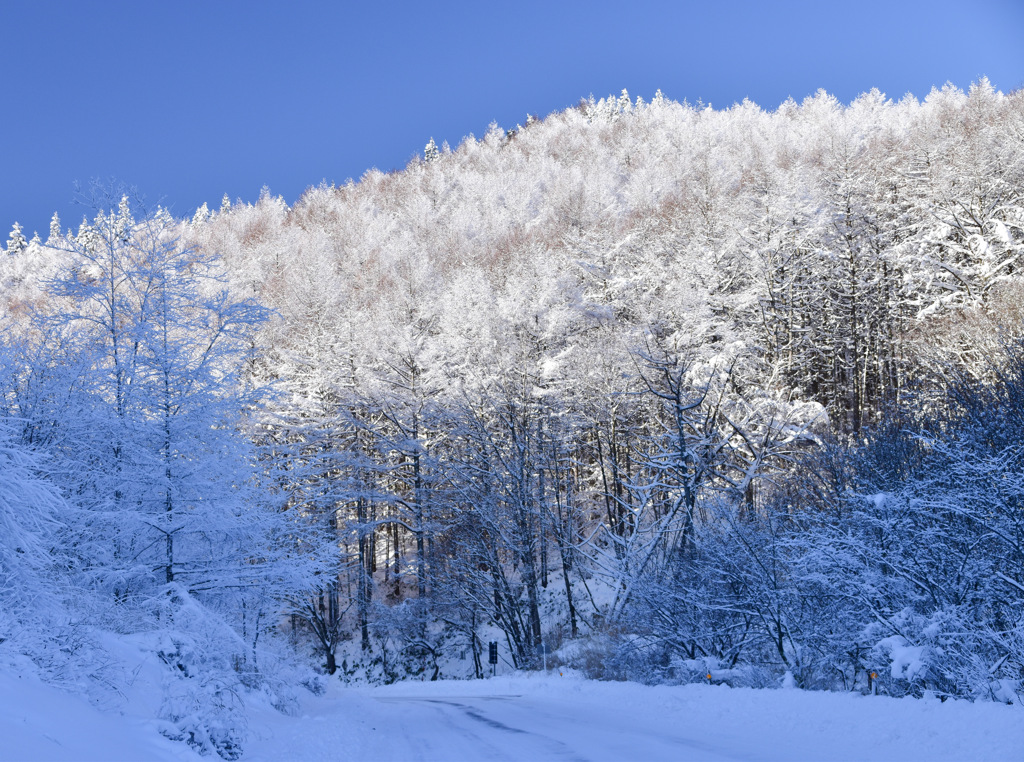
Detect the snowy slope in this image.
<box><xmin>0</xmin><ymin>665</ymin><xmax>201</xmax><ymax>762</ymax></box>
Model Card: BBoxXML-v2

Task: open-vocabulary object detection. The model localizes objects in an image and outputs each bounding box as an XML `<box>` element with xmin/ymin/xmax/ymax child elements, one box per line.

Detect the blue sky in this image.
<box><xmin>3</xmin><ymin>0</ymin><xmax>1022</xmax><ymax>239</ymax></box>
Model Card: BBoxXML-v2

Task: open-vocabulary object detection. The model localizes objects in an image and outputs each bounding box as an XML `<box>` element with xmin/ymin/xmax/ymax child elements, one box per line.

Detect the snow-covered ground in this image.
<box><xmin>5</xmin><ymin>663</ymin><xmax>1022</xmax><ymax>761</ymax></box>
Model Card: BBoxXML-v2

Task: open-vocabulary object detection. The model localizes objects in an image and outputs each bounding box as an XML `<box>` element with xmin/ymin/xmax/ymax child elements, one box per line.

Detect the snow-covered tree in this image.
<box><xmin>37</xmin><ymin>198</ymin><xmax>273</xmax><ymax>606</ymax></box>
<box><xmin>424</xmin><ymin>137</ymin><xmax>440</xmax><ymax>163</ymax></box>
<box><xmin>6</xmin><ymin>222</ymin><xmax>27</xmax><ymax>256</ymax></box>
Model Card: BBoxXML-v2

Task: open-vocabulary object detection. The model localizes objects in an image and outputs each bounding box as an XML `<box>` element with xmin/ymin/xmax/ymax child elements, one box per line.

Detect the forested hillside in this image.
<box><xmin>2</xmin><ymin>81</ymin><xmax>1023</xmax><ymax>756</ymax></box>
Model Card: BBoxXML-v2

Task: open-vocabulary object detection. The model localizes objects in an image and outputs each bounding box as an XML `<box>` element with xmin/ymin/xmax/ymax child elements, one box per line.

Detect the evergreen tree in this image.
<box><xmin>6</xmin><ymin>222</ymin><xmax>27</xmax><ymax>256</ymax></box>
<box><xmin>424</xmin><ymin>137</ymin><xmax>440</xmax><ymax>163</ymax></box>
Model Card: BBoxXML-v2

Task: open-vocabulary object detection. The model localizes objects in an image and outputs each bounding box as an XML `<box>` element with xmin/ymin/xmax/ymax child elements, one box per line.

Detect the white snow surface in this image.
<box><xmin>4</xmin><ymin>666</ymin><xmax>1023</xmax><ymax>761</ymax></box>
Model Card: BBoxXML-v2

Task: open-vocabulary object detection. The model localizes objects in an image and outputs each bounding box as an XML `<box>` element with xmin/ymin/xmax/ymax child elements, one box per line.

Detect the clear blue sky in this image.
<box><xmin>3</xmin><ymin>0</ymin><xmax>1023</xmax><ymax>239</ymax></box>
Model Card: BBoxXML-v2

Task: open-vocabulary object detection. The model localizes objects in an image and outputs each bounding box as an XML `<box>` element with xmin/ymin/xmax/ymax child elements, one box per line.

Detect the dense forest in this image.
<box><xmin>2</xmin><ymin>80</ymin><xmax>1023</xmax><ymax>756</ymax></box>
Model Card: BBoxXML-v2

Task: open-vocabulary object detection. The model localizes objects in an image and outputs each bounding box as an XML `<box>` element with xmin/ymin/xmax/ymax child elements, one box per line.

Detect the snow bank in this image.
<box><xmin>0</xmin><ymin>659</ymin><xmax>200</xmax><ymax>761</ymax></box>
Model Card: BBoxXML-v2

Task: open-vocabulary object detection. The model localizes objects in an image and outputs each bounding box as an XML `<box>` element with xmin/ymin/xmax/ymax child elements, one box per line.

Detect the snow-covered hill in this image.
<box><xmin>2</xmin><ymin>82</ymin><xmax>1024</xmax><ymax>760</ymax></box>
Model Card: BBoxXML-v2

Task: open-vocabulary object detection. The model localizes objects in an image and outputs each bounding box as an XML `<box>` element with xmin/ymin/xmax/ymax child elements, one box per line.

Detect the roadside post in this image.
<box><xmin>537</xmin><ymin>641</ymin><xmax>550</xmax><ymax>671</ymax></box>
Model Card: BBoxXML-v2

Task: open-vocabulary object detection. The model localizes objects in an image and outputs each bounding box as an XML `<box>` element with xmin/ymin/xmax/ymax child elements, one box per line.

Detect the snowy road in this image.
<box><xmin>367</xmin><ymin>693</ymin><xmax>743</xmax><ymax>761</ymax></box>
<box><xmin>243</xmin><ymin>674</ymin><xmax>1024</xmax><ymax>762</ymax></box>
<box><xmin>246</xmin><ymin>685</ymin><xmax>752</xmax><ymax>761</ymax></box>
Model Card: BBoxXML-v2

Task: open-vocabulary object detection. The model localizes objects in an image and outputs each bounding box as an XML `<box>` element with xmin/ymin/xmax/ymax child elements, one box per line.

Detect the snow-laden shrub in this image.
<box><xmin>670</xmin><ymin>656</ymin><xmax>777</xmax><ymax>689</ymax></box>
<box><xmin>560</xmin><ymin>631</ymin><xmax>672</xmax><ymax>684</ymax></box>
<box><xmin>368</xmin><ymin>599</ymin><xmax>447</xmax><ymax>682</ymax></box>
<box><xmin>156</xmin><ymin>672</ymin><xmax>243</xmax><ymax>760</ymax></box>
<box><xmin>148</xmin><ymin>585</ymin><xmax>249</xmax><ymax>759</ymax></box>
<box><xmin>864</xmin><ymin>608</ymin><xmax>1023</xmax><ymax>703</ymax></box>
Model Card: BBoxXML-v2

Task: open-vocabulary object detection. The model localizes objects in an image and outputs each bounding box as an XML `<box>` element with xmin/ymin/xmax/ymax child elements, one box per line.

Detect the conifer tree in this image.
<box><xmin>6</xmin><ymin>222</ymin><xmax>26</xmax><ymax>256</ymax></box>
<box><xmin>424</xmin><ymin>137</ymin><xmax>440</xmax><ymax>163</ymax></box>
